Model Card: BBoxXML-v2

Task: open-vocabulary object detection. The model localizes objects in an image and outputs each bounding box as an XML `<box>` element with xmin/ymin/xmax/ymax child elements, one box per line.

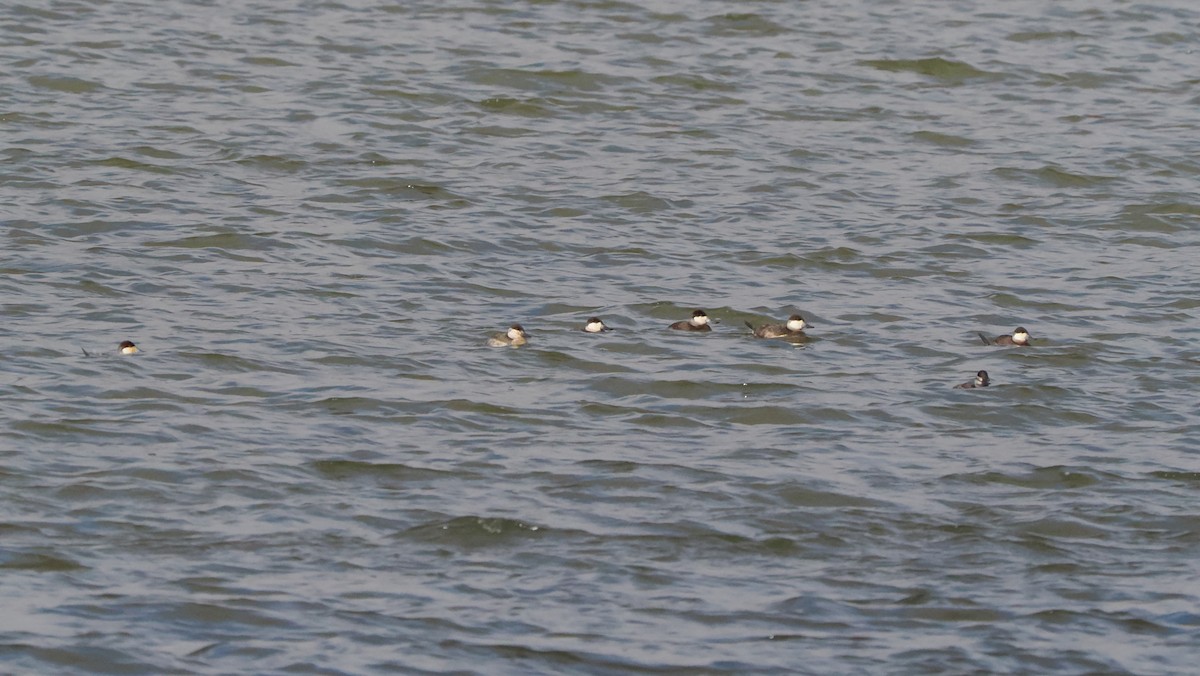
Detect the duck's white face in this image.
<box><xmin>691</xmin><ymin>314</ymin><xmax>709</xmax><ymax>327</ymax></box>
<box><xmin>976</xmin><ymin>373</ymin><xmax>989</xmax><ymax>386</ymax></box>
<box><xmin>585</xmin><ymin>320</ymin><xmax>606</xmax><ymax>333</ymax></box>
<box><xmin>508</xmin><ymin>326</ymin><xmax>526</xmax><ymax>340</ymax></box>
<box><xmin>1012</xmin><ymin>330</ymin><xmax>1029</xmax><ymax>344</ymax></box>
<box><xmin>785</xmin><ymin>317</ymin><xmax>806</xmax><ymax>332</ymax></box>
<box><xmin>119</xmin><ymin>344</ymin><xmax>139</xmax><ymax>355</ymax></box>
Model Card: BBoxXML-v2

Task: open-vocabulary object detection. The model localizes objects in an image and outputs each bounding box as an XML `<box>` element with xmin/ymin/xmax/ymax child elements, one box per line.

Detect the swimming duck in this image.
<box><xmin>669</xmin><ymin>310</ymin><xmax>712</xmax><ymax>331</ymax></box>
<box><xmin>583</xmin><ymin>317</ymin><xmax>612</xmax><ymax>333</ymax></box>
<box><xmin>746</xmin><ymin>314</ymin><xmax>810</xmax><ymax>339</ymax></box>
<box><xmin>979</xmin><ymin>327</ymin><xmax>1031</xmax><ymax>346</ymax></box>
<box><xmin>954</xmin><ymin>370</ymin><xmax>990</xmax><ymax>389</ymax></box>
<box><xmin>486</xmin><ymin>324</ymin><xmax>529</xmax><ymax>347</ymax></box>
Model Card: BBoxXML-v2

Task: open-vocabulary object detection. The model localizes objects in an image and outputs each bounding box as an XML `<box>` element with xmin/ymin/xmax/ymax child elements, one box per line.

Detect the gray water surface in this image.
<box><xmin>2</xmin><ymin>0</ymin><xmax>1199</xmax><ymax>673</ymax></box>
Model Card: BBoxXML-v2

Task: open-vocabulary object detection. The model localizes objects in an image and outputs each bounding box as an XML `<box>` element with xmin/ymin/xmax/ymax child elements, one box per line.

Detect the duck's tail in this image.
<box><xmin>80</xmin><ymin>346</ymin><xmax>91</xmax><ymax>357</ymax></box>
<box><xmin>744</xmin><ymin>321</ymin><xmax>756</xmax><ymax>331</ymax></box>
<box><xmin>977</xmin><ymin>332</ymin><xmax>992</xmax><ymax>345</ymax></box>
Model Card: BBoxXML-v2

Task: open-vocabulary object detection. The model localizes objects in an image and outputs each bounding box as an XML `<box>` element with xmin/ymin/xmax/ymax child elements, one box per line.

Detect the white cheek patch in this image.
<box><xmin>586</xmin><ymin>322</ymin><xmax>603</xmax><ymax>332</ymax></box>
<box><xmin>694</xmin><ymin>316</ymin><xmax>709</xmax><ymax>326</ymax></box>
<box><xmin>1013</xmin><ymin>332</ymin><xmax>1029</xmax><ymax>344</ymax></box>
<box><xmin>786</xmin><ymin>320</ymin><xmax>805</xmax><ymax>332</ymax></box>
<box><xmin>508</xmin><ymin>328</ymin><xmax>523</xmax><ymax>340</ymax></box>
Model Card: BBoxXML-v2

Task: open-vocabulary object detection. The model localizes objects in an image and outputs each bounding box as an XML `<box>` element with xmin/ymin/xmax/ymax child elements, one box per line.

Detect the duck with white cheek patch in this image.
<box><xmin>954</xmin><ymin>370</ymin><xmax>990</xmax><ymax>389</ymax></box>
<box><xmin>582</xmin><ymin>317</ymin><xmax>612</xmax><ymax>333</ymax></box>
<box><xmin>746</xmin><ymin>314</ymin><xmax>811</xmax><ymax>339</ymax></box>
<box><xmin>487</xmin><ymin>324</ymin><xmax>529</xmax><ymax>347</ymax></box>
<box><xmin>669</xmin><ymin>309</ymin><xmax>713</xmax><ymax>332</ymax></box>
<box><xmin>979</xmin><ymin>327</ymin><xmax>1031</xmax><ymax>346</ymax></box>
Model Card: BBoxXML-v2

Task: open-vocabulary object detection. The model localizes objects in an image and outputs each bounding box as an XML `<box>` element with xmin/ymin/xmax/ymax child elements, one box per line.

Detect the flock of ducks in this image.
<box><xmin>104</xmin><ymin>316</ymin><xmax>1030</xmax><ymax>390</ymax></box>
<box><xmin>103</xmin><ymin>316</ymin><xmax>1031</xmax><ymax>390</ymax></box>
<box><xmin>482</xmin><ymin>311</ymin><xmax>1034</xmax><ymax>389</ymax></box>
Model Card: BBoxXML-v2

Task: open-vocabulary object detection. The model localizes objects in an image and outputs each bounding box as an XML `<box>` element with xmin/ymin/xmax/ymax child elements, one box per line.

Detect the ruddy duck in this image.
<box><xmin>583</xmin><ymin>317</ymin><xmax>612</xmax><ymax>333</ymax></box>
<box><xmin>954</xmin><ymin>370</ymin><xmax>990</xmax><ymax>389</ymax></box>
<box><xmin>486</xmin><ymin>324</ymin><xmax>529</xmax><ymax>347</ymax></box>
<box><xmin>746</xmin><ymin>314</ymin><xmax>810</xmax><ymax>339</ymax></box>
<box><xmin>669</xmin><ymin>309</ymin><xmax>712</xmax><ymax>331</ymax></box>
<box><xmin>979</xmin><ymin>327</ymin><xmax>1031</xmax><ymax>346</ymax></box>
<box><xmin>118</xmin><ymin>340</ymin><xmax>139</xmax><ymax>355</ymax></box>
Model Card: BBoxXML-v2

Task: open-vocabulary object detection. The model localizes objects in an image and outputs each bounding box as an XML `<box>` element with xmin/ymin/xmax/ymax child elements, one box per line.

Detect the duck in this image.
<box><xmin>669</xmin><ymin>309</ymin><xmax>712</xmax><ymax>331</ymax></box>
<box><xmin>746</xmin><ymin>314</ymin><xmax>810</xmax><ymax>339</ymax></box>
<box><xmin>486</xmin><ymin>324</ymin><xmax>529</xmax><ymax>347</ymax></box>
<box><xmin>979</xmin><ymin>327</ymin><xmax>1031</xmax><ymax>346</ymax></box>
<box><xmin>954</xmin><ymin>370</ymin><xmax>990</xmax><ymax>389</ymax></box>
<box><xmin>582</xmin><ymin>317</ymin><xmax>612</xmax><ymax>333</ymax></box>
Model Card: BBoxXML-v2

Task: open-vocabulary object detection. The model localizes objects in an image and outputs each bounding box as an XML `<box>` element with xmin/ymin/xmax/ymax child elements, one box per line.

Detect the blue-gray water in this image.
<box><xmin>2</xmin><ymin>0</ymin><xmax>1199</xmax><ymax>673</ymax></box>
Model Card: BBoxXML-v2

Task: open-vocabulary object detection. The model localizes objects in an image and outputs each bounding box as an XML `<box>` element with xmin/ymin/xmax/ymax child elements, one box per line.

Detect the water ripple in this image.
<box><xmin>2</xmin><ymin>0</ymin><xmax>1198</xmax><ymax>672</ymax></box>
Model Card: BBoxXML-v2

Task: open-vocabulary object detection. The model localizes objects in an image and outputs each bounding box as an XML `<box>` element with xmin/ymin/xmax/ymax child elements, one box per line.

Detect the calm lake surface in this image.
<box><xmin>2</xmin><ymin>0</ymin><xmax>1199</xmax><ymax>673</ymax></box>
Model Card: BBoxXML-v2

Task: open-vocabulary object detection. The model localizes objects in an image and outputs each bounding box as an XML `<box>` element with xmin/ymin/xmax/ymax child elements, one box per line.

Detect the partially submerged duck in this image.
<box><xmin>583</xmin><ymin>317</ymin><xmax>612</xmax><ymax>333</ymax></box>
<box><xmin>954</xmin><ymin>370</ymin><xmax>990</xmax><ymax>389</ymax></box>
<box><xmin>82</xmin><ymin>340</ymin><xmax>140</xmax><ymax>357</ymax></box>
